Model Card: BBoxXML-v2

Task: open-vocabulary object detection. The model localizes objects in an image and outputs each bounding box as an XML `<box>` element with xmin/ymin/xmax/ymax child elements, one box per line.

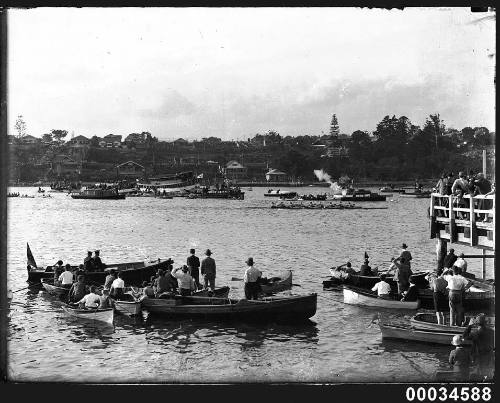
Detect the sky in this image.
<box><xmin>8</xmin><ymin>7</ymin><xmax>496</xmax><ymax>141</ymax></box>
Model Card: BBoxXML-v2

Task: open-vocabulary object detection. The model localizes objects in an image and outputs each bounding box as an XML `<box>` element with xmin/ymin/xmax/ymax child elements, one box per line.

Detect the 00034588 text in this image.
<box><xmin>405</xmin><ymin>386</ymin><xmax>491</xmax><ymax>402</ymax></box>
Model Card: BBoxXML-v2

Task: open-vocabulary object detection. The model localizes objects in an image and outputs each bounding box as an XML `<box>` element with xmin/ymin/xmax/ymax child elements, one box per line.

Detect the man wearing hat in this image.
<box><xmin>449</xmin><ymin>335</ymin><xmax>471</xmax><ymax>380</ymax></box>
<box><xmin>243</xmin><ymin>257</ymin><xmax>262</xmax><ymax>300</ymax></box>
<box><xmin>451</xmin><ymin>171</ymin><xmax>470</xmax><ymax>219</ymax></box>
<box><xmin>443</xmin><ymin>249</ymin><xmax>457</xmax><ymax>269</ymax></box>
<box><xmin>172</xmin><ymin>265</ymin><xmax>196</xmax><ymax>296</ymax></box>
<box><xmin>200</xmin><ymin>249</ymin><xmax>216</xmax><ymax>291</ymax></box>
<box><xmin>462</xmin><ymin>314</ymin><xmax>495</xmax><ymax>379</ymax></box>
<box><xmin>453</xmin><ymin>253</ymin><xmax>468</xmax><ymax>275</ymax></box>
<box><xmin>400</xmin><ymin>243</ymin><xmax>412</xmax><ymax>269</ymax></box>
<box><xmin>187</xmin><ymin>249</ymin><xmax>201</xmax><ymax>290</ymax></box>
<box><xmin>84</xmin><ymin>251</ymin><xmax>94</xmax><ymax>272</ymax></box>
<box><xmin>93</xmin><ymin>250</ymin><xmax>104</xmax><ymax>272</ymax></box>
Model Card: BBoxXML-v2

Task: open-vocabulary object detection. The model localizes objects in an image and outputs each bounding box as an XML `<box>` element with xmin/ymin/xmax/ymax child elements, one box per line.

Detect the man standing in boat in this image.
<box><xmin>172</xmin><ymin>265</ymin><xmax>196</xmax><ymax>296</ymax></box>
<box><xmin>187</xmin><ymin>249</ymin><xmax>201</xmax><ymax>290</ymax></box>
<box><xmin>93</xmin><ymin>250</ymin><xmax>104</xmax><ymax>271</ymax></box>
<box><xmin>84</xmin><ymin>251</ymin><xmax>94</xmax><ymax>272</ymax></box>
<box><xmin>201</xmin><ymin>249</ymin><xmax>216</xmax><ymax>291</ymax></box>
<box><xmin>243</xmin><ymin>257</ymin><xmax>262</xmax><ymax>300</ymax></box>
<box><xmin>400</xmin><ymin>243</ymin><xmax>412</xmax><ymax>269</ymax></box>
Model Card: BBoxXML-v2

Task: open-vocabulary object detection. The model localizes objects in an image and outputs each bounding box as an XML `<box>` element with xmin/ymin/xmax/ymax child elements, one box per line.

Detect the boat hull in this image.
<box><xmin>112</xmin><ymin>298</ymin><xmax>142</xmax><ymax>316</ymax></box>
<box><xmin>71</xmin><ymin>194</ymin><xmax>125</xmax><ymax>199</ymax></box>
<box><xmin>260</xmin><ymin>270</ymin><xmax>293</xmax><ymax>295</ymax></box>
<box><xmin>62</xmin><ymin>306</ymin><xmax>114</xmax><ymax>324</ymax></box>
<box><xmin>343</xmin><ymin>286</ymin><xmax>420</xmax><ymax>310</ymax></box>
<box><xmin>27</xmin><ymin>259</ymin><xmax>170</xmax><ymax>285</ymax></box>
<box><xmin>379</xmin><ymin>323</ymin><xmax>471</xmax><ymax>345</ymax></box>
<box><xmin>41</xmin><ymin>279</ymin><xmax>70</xmax><ymax>298</ymax></box>
<box><xmin>324</xmin><ymin>271</ymin><xmax>429</xmax><ymax>290</ymax></box>
<box><xmin>142</xmin><ymin>293</ymin><xmax>317</xmax><ymax>322</ymax></box>
<box><xmin>410</xmin><ymin>312</ymin><xmax>495</xmax><ymax>332</ymax></box>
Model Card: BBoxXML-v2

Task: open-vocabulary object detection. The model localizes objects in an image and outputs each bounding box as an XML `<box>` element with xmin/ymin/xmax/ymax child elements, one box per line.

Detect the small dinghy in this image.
<box><xmin>343</xmin><ymin>285</ymin><xmax>420</xmax><ymax>310</ymax></box>
<box><xmin>111</xmin><ymin>293</ymin><xmax>142</xmax><ymax>316</ymax></box>
<box><xmin>260</xmin><ymin>270</ymin><xmax>293</xmax><ymax>295</ymax></box>
<box><xmin>61</xmin><ymin>305</ymin><xmax>114</xmax><ymax>324</ymax></box>
<box><xmin>41</xmin><ymin>278</ymin><xmax>71</xmax><ymax>298</ymax></box>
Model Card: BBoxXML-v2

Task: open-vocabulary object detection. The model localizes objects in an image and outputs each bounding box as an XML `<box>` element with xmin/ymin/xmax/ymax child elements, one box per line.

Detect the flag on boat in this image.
<box><xmin>197</xmin><ymin>173</ymin><xmax>204</xmax><ymax>179</ymax></box>
<box><xmin>27</xmin><ymin>243</ymin><xmax>37</xmax><ymax>268</ymax></box>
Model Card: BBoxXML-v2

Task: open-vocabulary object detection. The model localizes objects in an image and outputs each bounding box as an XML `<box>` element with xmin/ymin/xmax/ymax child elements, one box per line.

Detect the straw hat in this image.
<box><xmin>451</xmin><ymin>335</ymin><xmax>463</xmax><ymax>346</ymax></box>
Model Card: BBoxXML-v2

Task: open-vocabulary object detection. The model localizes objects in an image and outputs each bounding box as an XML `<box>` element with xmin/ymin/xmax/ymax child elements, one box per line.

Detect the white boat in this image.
<box><xmin>343</xmin><ymin>285</ymin><xmax>420</xmax><ymax>310</ymax></box>
<box><xmin>379</xmin><ymin>322</ymin><xmax>471</xmax><ymax>345</ymax></box>
<box><xmin>111</xmin><ymin>294</ymin><xmax>142</xmax><ymax>316</ymax></box>
<box><xmin>410</xmin><ymin>312</ymin><xmax>495</xmax><ymax>332</ymax></box>
<box><xmin>62</xmin><ymin>305</ymin><xmax>114</xmax><ymax>324</ymax></box>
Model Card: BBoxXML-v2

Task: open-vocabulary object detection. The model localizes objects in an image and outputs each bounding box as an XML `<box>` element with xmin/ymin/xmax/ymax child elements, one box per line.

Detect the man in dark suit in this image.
<box><xmin>187</xmin><ymin>248</ymin><xmax>201</xmax><ymax>290</ymax></box>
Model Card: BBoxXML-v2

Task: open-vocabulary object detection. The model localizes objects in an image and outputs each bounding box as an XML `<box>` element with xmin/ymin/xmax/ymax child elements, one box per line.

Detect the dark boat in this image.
<box><xmin>71</xmin><ymin>188</ymin><xmax>125</xmax><ymax>199</ymax></box>
<box><xmin>323</xmin><ymin>269</ymin><xmax>429</xmax><ymax>290</ymax></box>
<box><xmin>264</xmin><ymin>190</ymin><xmax>297</xmax><ymax>198</ymax></box>
<box><xmin>417</xmin><ymin>278</ymin><xmax>495</xmax><ymax>311</ymax></box>
<box><xmin>141</xmin><ymin>293</ymin><xmax>317</xmax><ymax>322</ymax></box>
<box><xmin>27</xmin><ymin>259</ymin><xmax>171</xmax><ymax>285</ymax></box>
<box><xmin>260</xmin><ymin>270</ymin><xmax>293</xmax><ymax>295</ymax></box>
<box><xmin>188</xmin><ymin>187</ymin><xmax>245</xmax><ymax>200</ymax></box>
<box><xmin>330</xmin><ymin>189</ymin><xmax>386</xmax><ymax>202</ymax></box>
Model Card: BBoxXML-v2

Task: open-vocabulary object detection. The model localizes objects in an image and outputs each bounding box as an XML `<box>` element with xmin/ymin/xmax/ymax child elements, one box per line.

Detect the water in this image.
<box><xmin>6</xmin><ymin>187</ymin><xmax>494</xmax><ymax>382</ymax></box>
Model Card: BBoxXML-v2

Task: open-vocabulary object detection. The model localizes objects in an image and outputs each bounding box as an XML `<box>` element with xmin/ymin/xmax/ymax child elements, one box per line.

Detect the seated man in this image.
<box><xmin>58</xmin><ymin>264</ymin><xmax>74</xmax><ymax>288</ymax></box>
<box><xmin>99</xmin><ymin>289</ymin><xmax>114</xmax><ymax>309</ymax></box>
<box><xmin>359</xmin><ymin>259</ymin><xmax>372</xmax><ymax>276</ymax></box>
<box><xmin>371</xmin><ymin>274</ymin><xmax>392</xmax><ymax>299</ymax></box>
<box><xmin>68</xmin><ymin>275</ymin><xmax>87</xmax><ymax>303</ymax></box>
<box><xmin>76</xmin><ymin>286</ymin><xmax>101</xmax><ymax>309</ymax></box>
<box><xmin>110</xmin><ymin>272</ymin><xmax>125</xmax><ymax>300</ymax></box>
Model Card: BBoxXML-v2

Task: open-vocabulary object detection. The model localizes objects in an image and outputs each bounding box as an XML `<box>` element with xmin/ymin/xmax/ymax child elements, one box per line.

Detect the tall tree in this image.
<box><xmin>329</xmin><ymin>114</ymin><xmax>339</xmax><ymax>137</ymax></box>
<box><xmin>14</xmin><ymin>115</ymin><xmax>27</xmax><ymax>138</ymax></box>
<box><xmin>50</xmin><ymin>129</ymin><xmax>68</xmax><ymax>144</ymax></box>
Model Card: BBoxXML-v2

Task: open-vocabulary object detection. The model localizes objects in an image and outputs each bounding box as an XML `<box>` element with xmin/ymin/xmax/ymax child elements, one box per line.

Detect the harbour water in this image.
<box><xmin>6</xmin><ymin>187</ymin><xmax>494</xmax><ymax>382</ymax></box>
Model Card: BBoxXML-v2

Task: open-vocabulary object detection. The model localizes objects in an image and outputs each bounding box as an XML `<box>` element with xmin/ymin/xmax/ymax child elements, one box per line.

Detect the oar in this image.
<box><xmin>11</xmin><ymin>283</ymin><xmax>41</xmax><ymax>293</ymax></box>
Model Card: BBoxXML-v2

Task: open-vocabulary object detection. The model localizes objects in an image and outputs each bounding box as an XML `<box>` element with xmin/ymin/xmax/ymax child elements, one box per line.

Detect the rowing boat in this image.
<box><xmin>260</xmin><ymin>270</ymin><xmax>293</xmax><ymax>295</ymax></box>
<box><xmin>141</xmin><ymin>286</ymin><xmax>230</xmax><ymax>310</ymax></box>
<box><xmin>61</xmin><ymin>305</ymin><xmax>114</xmax><ymax>324</ymax></box>
<box><xmin>41</xmin><ymin>279</ymin><xmax>71</xmax><ymax>298</ymax></box>
<box><xmin>192</xmin><ymin>286</ymin><xmax>230</xmax><ymax>298</ymax></box>
<box><xmin>417</xmin><ymin>279</ymin><xmax>495</xmax><ymax>310</ymax></box>
<box><xmin>410</xmin><ymin>312</ymin><xmax>495</xmax><ymax>332</ymax></box>
<box><xmin>27</xmin><ymin>258</ymin><xmax>170</xmax><ymax>285</ymax></box>
<box><xmin>379</xmin><ymin>321</ymin><xmax>471</xmax><ymax>345</ymax></box>
<box><xmin>323</xmin><ymin>270</ymin><xmax>429</xmax><ymax>290</ymax></box>
<box><xmin>343</xmin><ymin>285</ymin><xmax>420</xmax><ymax>310</ymax></box>
<box><xmin>111</xmin><ymin>294</ymin><xmax>142</xmax><ymax>316</ymax></box>
<box><xmin>142</xmin><ymin>293</ymin><xmax>317</xmax><ymax>322</ymax></box>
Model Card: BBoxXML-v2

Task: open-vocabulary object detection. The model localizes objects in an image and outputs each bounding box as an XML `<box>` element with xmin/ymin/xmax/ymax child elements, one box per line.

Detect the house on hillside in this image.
<box><xmin>124</xmin><ymin>132</ymin><xmax>146</xmax><ymax>145</ymax></box>
<box><xmin>67</xmin><ymin>135</ymin><xmax>90</xmax><ymax>148</ymax></box>
<box><xmin>223</xmin><ymin>160</ymin><xmax>247</xmax><ymax>180</ymax></box>
<box><xmin>116</xmin><ymin>161</ymin><xmax>145</xmax><ymax>178</ymax></box>
<box><xmin>99</xmin><ymin>134</ymin><xmax>122</xmax><ymax>148</ymax></box>
<box><xmin>265</xmin><ymin>168</ymin><xmax>288</xmax><ymax>182</ymax></box>
<box><xmin>173</xmin><ymin>138</ymin><xmax>190</xmax><ymax>146</ymax></box>
<box><xmin>51</xmin><ymin>155</ymin><xmax>79</xmax><ymax>176</ymax></box>
<box><xmin>18</xmin><ymin>135</ymin><xmax>40</xmax><ymax>144</ymax></box>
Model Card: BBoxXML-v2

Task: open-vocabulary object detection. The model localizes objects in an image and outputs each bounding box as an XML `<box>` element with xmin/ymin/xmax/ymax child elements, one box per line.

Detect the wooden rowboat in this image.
<box><xmin>142</xmin><ymin>293</ymin><xmax>317</xmax><ymax>322</ymax></box>
<box><xmin>323</xmin><ymin>270</ymin><xmax>429</xmax><ymax>290</ymax></box>
<box><xmin>41</xmin><ymin>278</ymin><xmax>71</xmax><ymax>298</ymax></box>
<box><xmin>343</xmin><ymin>285</ymin><xmax>420</xmax><ymax>310</ymax></box>
<box><xmin>410</xmin><ymin>312</ymin><xmax>495</xmax><ymax>332</ymax></box>
<box><xmin>61</xmin><ymin>305</ymin><xmax>114</xmax><ymax>324</ymax></box>
<box><xmin>192</xmin><ymin>286</ymin><xmax>230</xmax><ymax>298</ymax></box>
<box><xmin>141</xmin><ymin>286</ymin><xmax>230</xmax><ymax>310</ymax></box>
<box><xmin>260</xmin><ymin>270</ymin><xmax>293</xmax><ymax>295</ymax></box>
<box><xmin>379</xmin><ymin>321</ymin><xmax>471</xmax><ymax>345</ymax></box>
<box><xmin>27</xmin><ymin>258</ymin><xmax>170</xmax><ymax>285</ymax></box>
<box><xmin>111</xmin><ymin>294</ymin><xmax>142</xmax><ymax>316</ymax></box>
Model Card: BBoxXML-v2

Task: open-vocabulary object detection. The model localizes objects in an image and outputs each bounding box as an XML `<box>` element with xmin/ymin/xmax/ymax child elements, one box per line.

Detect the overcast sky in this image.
<box><xmin>8</xmin><ymin>7</ymin><xmax>496</xmax><ymax>141</ymax></box>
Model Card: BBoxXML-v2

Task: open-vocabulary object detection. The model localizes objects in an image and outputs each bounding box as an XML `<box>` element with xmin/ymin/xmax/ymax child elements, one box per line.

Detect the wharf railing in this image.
<box><xmin>429</xmin><ymin>193</ymin><xmax>495</xmax><ymax>250</ymax></box>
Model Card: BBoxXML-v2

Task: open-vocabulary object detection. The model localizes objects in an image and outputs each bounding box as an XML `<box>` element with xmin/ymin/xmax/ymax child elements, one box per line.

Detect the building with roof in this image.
<box><xmin>265</xmin><ymin>168</ymin><xmax>288</xmax><ymax>182</ymax></box>
<box><xmin>67</xmin><ymin>135</ymin><xmax>90</xmax><ymax>148</ymax></box>
<box><xmin>116</xmin><ymin>161</ymin><xmax>145</xmax><ymax>178</ymax></box>
<box><xmin>223</xmin><ymin>160</ymin><xmax>247</xmax><ymax>180</ymax></box>
<box><xmin>99</xmin><ymin>134</ymin><xmax>122</xmax><ymax>148</ymax></box>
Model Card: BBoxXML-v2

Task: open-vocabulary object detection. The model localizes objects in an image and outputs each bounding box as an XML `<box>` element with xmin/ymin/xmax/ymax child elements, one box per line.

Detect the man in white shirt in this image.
<box><xmin>453</xmin><ymin>253</ymin><xmax>468</xmax><ymax>275</ymax></box>
<box><xmin>447</xmin><ymin>267</ymin><xmax>472</xmax><ymax>326</ymax></box>
<box><xmin>371</xmin><ymin>274</ymin><xmax>392</xmax><ymax>299</ymax></box>
<box><xmin>110</xmin><ymin>272</ymin><xmax>125</xmax><ymax>300</ymax></box>
<box><xmin>76</xmin><ymin>286</ymin><xmax>101</xmax><ymax>309</ymax></box>
<box><xmin>172</xmin><ymin>265</ymin><xmax>196</xmax><ymax>296</ymax></box>
<box><xmin>243</xmin><ymin>257</ymin><xmax>262</xmax><ymax>300</ymax></box>
<box><xmin>58</xmin><ymin>264</ymin><xmax>74</xmax><ymax>288</ymax></box>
